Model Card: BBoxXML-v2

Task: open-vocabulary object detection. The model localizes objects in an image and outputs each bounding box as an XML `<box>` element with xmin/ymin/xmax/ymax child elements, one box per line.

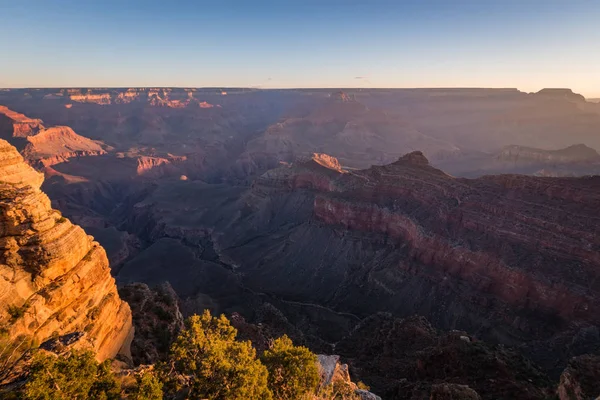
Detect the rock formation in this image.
<box><xmin>23</xmin><ymin>126</ymin><xmax>106</xmax><ymax>167</ymax></box>
<box><xmin>557</xmin><ymin>354</ymin><xmax>600</xmax><ymax>400</ymax></box>
<box><xmin>109</xmin><ymin>151</ymin><xmax>599</xmax><ymax>376</ymax></box>
<box><xmin>232</xmin><ymin>152</ymin><xmax>600</xmax><ymax>346</ymax></box>
<box><xmin>0</xmin><ymin>106</ymin><xmax>106</xmax><ymax>168</ymax></box>
<box><xmin>39</xmin><ymin>88</ymin><xmax>220</xmax><ymax>108</ymax></box>
<box><xmin>69</xmin><ymin>93</ymin><xmax>112</xmax><ymax>105</ymax></box>
<box><xmin>135</xmin><ymin>155</ymin><xmax>187</xmax><ymax>178</ymax></box>
<box><xmin>330</xmin><ymin>91</ymin><xmax>355</xmax><ymax>102</ymax></box>
<box><xmin>0</xmin><ymin>106</ymin><xmax>44</xmax><ymax>137</ymax></box>
<box><xmin>2</xmin><ymin>87</ymin><xmax>599</xmax><ymax>162</ymax></box>
<box><xmin>336</xmin><ymin>313</ymin><xmax>552</xmax><ymax>399</ymax></box>
<box><xmin>118</xmin><ymin>282</ymin><xmax>183</xmax><ymax>365</ymax></box>
<box><xmin>266</xmin><ymin>153</ymin><xmax>599</xmax><ymax>335</ymax></box>
<box><xmin>0</xmin><ymin>139</ymin><xmax>133</xmax><ymax>362</ymax></box>
<box><xmin>318</xmin><ymin>354</ymin><xmax>381</xmax><ymax>400</ymax></box>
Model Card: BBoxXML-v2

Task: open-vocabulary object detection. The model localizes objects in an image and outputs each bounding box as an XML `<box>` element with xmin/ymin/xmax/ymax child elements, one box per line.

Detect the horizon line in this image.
<box><xmin>2</xmin><ymin>86</ymin><xmax>596</xmax><ymax>98</ymax></box>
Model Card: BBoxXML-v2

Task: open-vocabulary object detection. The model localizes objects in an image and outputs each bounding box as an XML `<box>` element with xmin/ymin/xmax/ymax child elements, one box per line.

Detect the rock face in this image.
<box><xmin>23</xmin><ymin>126</ymin><xmax>106</xmax><ymax>167</ymax></box>
<box><xmin>336</xmin><ymin>313</ymin><xmax>551</xmax><ymax>399</ymax></box>
<box><xmin>109</xmin><ymin>150</ymin><xmax>599</xmax><ymax>379</ymax></box>
<box><xmin>0</xmin><ymin>106</ymin><xmax>44</xmax><ymax>137</ymax></box>
<box><xmin>304</xmin><ymin>152</ymin><xmax>344</xmax><ymax>172</ymax></box>
<box><xmin>306</xmin><ymin>155</ymin><xmax>600</xmax><ymax>333</ymax></box>
<box><xmin>234</xmin><ymin>151</ymin><xmax>600</xmax><ymax>345</ymax></box>
<box><xmin>0</xmin><ymin>139</ymin><xmax>133</xmax><ymax>361</ymax></box>
<box><xmin>135</xmin><ymin>155</ymin><xmax>187</xmax><ymax>178</ymax></box>
<box><xmin>557</xmin><ymin>354</ymin><xmax>600</xmax><ymax>400</ymax></box>
<box><xmin>60</xmin><ymin>88</ymin><xmax>219</xmax><ymax>108</ymax></box>
<box><xmin>118</xmin><ymin>282</ymin><xmax>183</xmax><ymax>365</ymax></box>
<box><xmin>317</xmin><ymin>354</ymin><xmax>382</xmax><ymax>399</ymax></box>
<box><xmin>0</xmin><ymin>106</ymin><xmax>106</xmax><ymax>168</ymax></box>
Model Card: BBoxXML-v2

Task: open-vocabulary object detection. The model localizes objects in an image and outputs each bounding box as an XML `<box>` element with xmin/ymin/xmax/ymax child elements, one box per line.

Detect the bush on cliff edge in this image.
<box><xmin>162</xmin><ymin>310</ymin><xmax>272</xmax><ymax>400</ymax></box>
<box><xmin>261</xmin><ymin>335</ymin><xmax>320</xmax><ymax>400</ymax></box>
<box><xmin>22</xmin><ymin>350</ymin><xmax>120</xmax><ymax>400</ymax></box>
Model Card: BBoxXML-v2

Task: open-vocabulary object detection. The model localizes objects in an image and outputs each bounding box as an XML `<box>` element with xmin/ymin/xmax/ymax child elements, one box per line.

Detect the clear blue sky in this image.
<box><xmin>1</xmin><ymin>0</ymin><xmax>599</xmax><ymax>96</ymax></box>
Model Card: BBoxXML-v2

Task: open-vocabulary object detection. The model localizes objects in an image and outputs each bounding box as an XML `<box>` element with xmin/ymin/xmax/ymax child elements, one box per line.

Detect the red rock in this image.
<box><xmin>0</xmin><ymin>106</ymin><xmax>107</xmax><ymax>168</ymax></box>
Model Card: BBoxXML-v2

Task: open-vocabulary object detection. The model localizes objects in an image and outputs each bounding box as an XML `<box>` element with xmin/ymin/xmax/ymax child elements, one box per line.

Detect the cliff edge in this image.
<box><xmin>0</xmin><ymin>139</ymin><xmax>133</xmax><ymax>361</ymax></box>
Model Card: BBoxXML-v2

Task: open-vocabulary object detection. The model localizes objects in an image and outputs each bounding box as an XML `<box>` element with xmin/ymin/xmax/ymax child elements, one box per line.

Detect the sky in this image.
<box><xmin>1</xmin><ymin>0</ymin><xmax>599</xmax><ymax>97</ymax></box>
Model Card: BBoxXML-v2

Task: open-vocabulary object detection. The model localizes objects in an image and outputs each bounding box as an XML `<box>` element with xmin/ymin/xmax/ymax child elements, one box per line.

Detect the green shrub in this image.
<box><xmin>316</xmin><ymin>380</ymin><xmax>361</xmax><ymax>399</ymax></box>
<box><xmin>129</xmin><ymin>370</ymin><xmax>163</xmax><ymax>400</ymax></box>
<box><xmin>261</xmin><ymin>335</ymin><xmax>320</xmax><ymax>400</ymax></box>
<box><xmin>164</xmin><ymin>310</ymin><xmax>272</xmax><ymax>400</ymax></box>
<box><xmin>21</xmin><ymin>350</ymin><xmax>120</xmax><ymax>400</ymax></box>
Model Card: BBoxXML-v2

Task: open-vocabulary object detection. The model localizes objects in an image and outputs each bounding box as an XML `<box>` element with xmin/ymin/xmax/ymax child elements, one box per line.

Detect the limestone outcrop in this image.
<box><xmin>0</xmin><ymin>139</ymin><xmax>133</xmax><ymax>362</ymax></box>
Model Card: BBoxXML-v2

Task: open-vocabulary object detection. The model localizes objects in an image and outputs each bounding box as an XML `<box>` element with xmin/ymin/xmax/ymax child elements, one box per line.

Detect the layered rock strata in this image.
<box><xmin>0</xmin><ymin>139</ymin><xmax>133</xmax><ymax>361</ymax></box>
<box><xmin>0</xmin><ymin>106</ymin><xmax>106</xmax><ymax>167</ymax></box>
<box><xmin>230</xmin><ymin>151</ymin><xmax>600</xmax><ymax>358</ymax></box>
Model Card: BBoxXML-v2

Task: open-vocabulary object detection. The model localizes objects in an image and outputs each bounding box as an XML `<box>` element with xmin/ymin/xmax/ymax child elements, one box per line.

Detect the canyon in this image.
<box><xmin>113</xmin><ymin>152</ymin><xmax>599</xmax><ymax>353</ymax></box>
<box><xmin>3</xmin><ymin>87</ymin><xmax>600</xmax><ymax>180</ymax></box>
<box><xmin>0</xmin><ymin>87</ymin><xmax>599</xmax><ymax>398</ymax></box>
